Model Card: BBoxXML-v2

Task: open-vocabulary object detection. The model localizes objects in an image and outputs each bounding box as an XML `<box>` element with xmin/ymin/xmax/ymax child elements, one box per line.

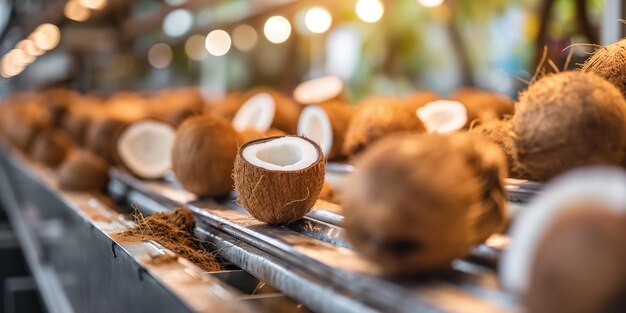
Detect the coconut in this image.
<box><xmin>85</xmin><ymin>117</ymin><xmax>129</xmax><ymax>165</ymax></box>
<box><xmin>231</xmin><ymin>89</ymin><xmax>301</xmax><ymax>134</ymax></box>
<box><xmin>581</xmin><ymin>38</ymin><xmax>626</xmax><ymax>98</ymax></box>
<box><xmin>30</xmin><ymin>130</ymin><xmax>74</xmax><ymax>168</ymax></box>
<box><xmin>171</xmin><ymin>116</ymin><xmax>239</xmax><ymax>197</ymax></box>
<box><xmin>233</xmin><ymin>136</ymin><xmax>325</xmax><ymax>225</ymax></box>
<box><xmin>61</xmin><ymin>96</ymin><xmax>104</xmax><ymax>146</ymax></box>
<box><xmin>237</xmin><ymin>128</ymin><xmax>286</xmax><ymax>144</ymax></box>
<box><xmin>58</xmin><ymin>150</ymin><xmax>109</xmax><ymax>192</ymax></box>
<box><xmin>416</xmin><ymin>100</ymin><xmax>468</xmax><ymax>134</ymax></box>
<box><xmin>5</xmin><ymin>104</ymin><xmax>49</xmax><ymax>152</ymax></box>
<box><xmin>207</xmin><ymin>92</ymin><xmax>245</xmax><ymax>121</ymax></box>
<box><xmin>319</xmin><ymin>181</ymin><xmax>338</xmax><ymax>203</ymax></box>
<box><xmin>451</xmin><ymin>88</ymin><xmax>515</xmax><ymax>127</ymax></box>
<box><xmin>342</xmin><ymin>133</ymin><xmax>507</xmax><ymax>275</ymax></box>
<box><xmin>297</xmin><ymin>102</ymin><xmax>355</xmax><ymax>160</ymax></box>
<box><xmin>342</xmin><ymin>97</ymin><xmax>425</xmax><ymax>158</ymax></box>
<box><xmin>404</xmin><ymin>91</ymin><xmax>440</xmax><ymax>112</ymax></box>
<box><xmin>293</xmin><ymin>76</ymin><xmax>345</xmax><ymax>105</ymax></box>
<box><xmin>115</xmin><ymin>120</ymin><xmax>176</xmax><ymax>179</ymax></box>
<box><xmin>512</xmin><ymin>72</ymin><xmax>626</xmax><ymax>181</ymax></box>
<box><xmin>470</xmin><ymin>119</ymin><xmax>528</xmax><ymax>179</ymax></box>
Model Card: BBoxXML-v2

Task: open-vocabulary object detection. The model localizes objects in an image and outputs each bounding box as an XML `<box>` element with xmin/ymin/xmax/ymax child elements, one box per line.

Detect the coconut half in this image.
<box><xmin>234</xmin><ymin>136</ymin><xmax>325</xmax><ymax>225</ymax></box>
<box><xmin>232</xmin><ymin>93</ymin><xmax>276</xmax><ymax>132</ymax></box>
<box><xmin>501</xmin><ymin>166</ymin><xmax>626</xmax><ymax>295</ymax></box>
<box><xmin>293</xmin><ymin>76</ymin><xmax>344</xmax><ymax>105</ymax></box>
<box><xmin>297</xmin><ymin>103</ymin><xmax>354</xmax><ymax>159</ymax></box>
<box><xmin>116</xmin><ymin>120</ymin><xmax>175</xmax><ymax>179</ymax></box>
<box><xmin>416</xmin><ymin>100</ymin><xmax>468</xmax><ymax>133</ymax></box>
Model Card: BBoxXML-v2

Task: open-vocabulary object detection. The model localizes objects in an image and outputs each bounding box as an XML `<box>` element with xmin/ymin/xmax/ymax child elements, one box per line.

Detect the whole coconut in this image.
<box><xmin>58</xmin><ymin>150</ymin><xmax>109</xmax><ymax>192</ymax></box>
<box><xmin>85</xmin><ymin>117</ymin><xmax>129</xmax><ymax>164</ymax></box>
<box><xmin>6</xmin><ymin>104</ymin><xmax>49</xmax><ymax>152</ymax></box>
<box><xmin>512</xmin><ymin>72</ymin><xmax>626</xmax><ymax>181</ymax></box>
<box><xmin>30</xmin><ymin>130</ymin><xmax>74</xmax><ymax>168</ymax></box>
<box><xmin>581</xmin><ymin>38</ymin><xmax>626</xmax><ymax>98</ymax></box>
<box><xmin>171</xmin><ymin>116</ymin><xmax>239</xmax><ymax>197</ymax></box>
<box><xmin>451</xmin><ymin>88</ymin><xmax>515</xmax><ymax>127</ymax></box>
<box><xmin>470</xmin><ymin>119</ymin><xmax>528</xmax><ymax>179</ymax></box>
<box><xmin>342</xmin><ymin>133</ymin><xmax>507</xmax><ymax>275</ymax></box>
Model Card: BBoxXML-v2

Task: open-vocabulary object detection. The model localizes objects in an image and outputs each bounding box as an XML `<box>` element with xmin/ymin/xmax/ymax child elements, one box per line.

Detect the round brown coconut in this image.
<box><xmin>172</xmin><ymin>116</ymin><xmax>239</xmax><ymax>197</ymax></box>
<box><xmin>581</xmin><ymin>38</ymin><xmax>626</xmax><ymax>98</ymax></box>
<box><xmin>526</xmin><ymin>207</ymin><xmax>626</xmax><ymax>313</ymax></box>
<box><xmin>30</xmin><ymin>130</ymin><xmax>74</xmax><ymax>168</ymax></box>
<box><xmin>85</xmin><ymin>117</ymin><xmax>130</xmax><ymax>165</ymax></box>
<box><xmin>237</xmin><ymin>128</ymin><xmax>286</xmax><ymax>145</ymax></box>
<box><xmin>297</xmin><ymin>102</ymin><xmax>355</xmax><ymax>160</ymax></box>
<box><xmin>38</xmin><ymin>88</ymin><xmax>78</xmax><ymax>127</ymax></box>
<box><xmin>61</xmin><ymin>96</ymin><xmax>104</xmax><ymax>146</ymax></box>
<box><xmin>207</xmin><ymin>92</ymin><xmax>245</xmax><ymax>121</ymax></box>
<box><xmin>342</xmin><ymin>133</ymin><xmax>507</xmax><ymax>275</ymax></box>
<box><xmin>512</xmin><ymin>72</ymin><xmax>626</xmax><ymax>181</ymax></box>
<box><xmin>403</xmin><ymin>90</ymin><xmax>440</xmax><ymax>112</ymax></box>
<box><xmin>451</xmin><ymin>88</ymin><xmax>515</xmax><ymax>127</ymax></box>
<box><xmin>342</xmin><ymin>97</ymin><xmax>425</xmax><ymax>158</ymax></box>
<box><xmin>470</xmin><ymin>119</ymin><xmax>528</xmax><ymax>179</ymax></box>
<box><xmin>105</xmin><ymin>92</ymin><xmax>150</xmax><ymax>123</ymax></box>
<box><xmin>58</xmin><ymin>150</ymin><xmax>109</xmax><ymax>192</ymax></box>
<box><xmin>292</xmin><ymin>76</ymin><xmax>346</xmax><ymax>105</ymax></box>
<box><xmin>6</xmin><ymin>104</ymin><xmax>50</xmax><ymax>152</ymax></box>
<box><xmin>232</xmin><ymin>88</ymin><xmax>301</xmax><ymax>134</ymax></box>
<box><xmin>234</xmin><ymin>136</ymin><xmax>325</xmax><ymax>225</ymax></box>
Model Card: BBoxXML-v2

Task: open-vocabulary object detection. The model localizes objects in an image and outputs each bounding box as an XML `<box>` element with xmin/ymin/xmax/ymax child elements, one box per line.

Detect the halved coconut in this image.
<box><xmin>416</xmin><ymin>100</ymin><xmax>468</xmax><ymax>133</ymax></box>
<box><xmin>116</xmin><ymin>120</ymin><xmax>175</xmax><ymax>179</ymax></box>
<box><xmin>85</xmin><ymin>117</ymin><xmax>129</xmax><ymax>165</ymax></box>
<box><xmin>501</xmin><ymin>167</ymin><xmax>626</xmax><ymax>295</ymax></box>
<box><xmin>232</xmin><ymin>90</ymin><xmax>300</xmax><ymax>134</ymax></box>
<box><xmin>234</xmin><ymin>136</ymin><xmax>325</xmax><ymax>225</ymax></box>
<box><xmin>58</xmin><ymin>150</ymin><xmax>109</xmax><ymax>192</ymax></box>
<box><xmin>297</xmin><ymin>103</ymin><xmax>354</xmax><ymax>159</ymax></box>
<box><xmin>293</xmin><ymin>76</ymin><xmax>345</xmax><ymax>105</ymax></box>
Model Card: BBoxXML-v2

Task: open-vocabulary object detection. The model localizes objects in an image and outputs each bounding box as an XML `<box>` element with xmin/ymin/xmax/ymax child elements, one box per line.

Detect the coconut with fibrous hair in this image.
<box><xmin>581</xmin><ymin>38</ymin><xmax>626</xmax><ymax>98</ymax></box>
<box><xmin>451</xmin><ymin>88</ymin><xmax>515</xmax><ymax>127</ymax></box>
<box><xmin>234</xmin><ymin>136</ymin><xmax>325</xmax><ymax>225</ymax></box>
<box><xmin>232</xmin><ymin>89</ymin><xmax>301</xmax><ymax>134</ymax></box>
<box><xmin>297</xmin><ymin>102</ymin><xmax>355</xmax><ymax>160</ymax></box>
<box><xmin>470</xmin><ymin>119</ymin><xmax>528</xmax><ymax>179</ymax></box>
<box><xmin>293</xmin><ymin>76</ymin><xmax>345</xmax><ymax>105</ymax></box>
<box><xmin>342</xmin><ymin>133</ymin><xmax>507</xmax><ymax>275</ymax></box>
<box><xmin>30</xmin><ymin>130</ymin><xmax>74</xmax><ymax>168</ymax></box>
<box><xmin>512</xmin><ymin>72</ymin><xmax>626</xmax><ymax>181</ymax></box>
<box><xmin>115</xmin><ymin>120</ymin><xmax>176</xmax><ymax>179</ymax></box>
<box><xmin>172</xmin><ymin>116</ymin><xmax>239</xmax><ymax>197</ymax></box>
<box><xmin>343</xmin><ymin>97</ymin><xmax>425</xmax><ymax>158</ymax></box>
<box><xmin>58</xmin><ymin>150</ymin><xmax>109</xmax><ymax>192</ymax></box>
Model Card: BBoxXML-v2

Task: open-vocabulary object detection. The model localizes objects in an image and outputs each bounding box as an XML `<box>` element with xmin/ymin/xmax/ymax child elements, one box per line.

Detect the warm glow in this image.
<box><xmin>304</xmin><ymin>7</ymin><xmax>332</xmax><ymax>34</ymax></box>
<box><xmin>185</xmin><ymin>34</ymin><xmax>208</xmax><ymax>60</ymax></box>
<box><xmin>31</xmin><ymin>24</ymin><xmax>61</xmax><ymax>51</ymax></box>
<box><xmin>65</xmin><ymin>0</ymin><xmax>91</xmax><ymax>22</ymax></box>
<box><xmin>79</xmin><ymin>0</ymin><xmax>107</xmax><ymax>10</ymax></box>
<box><xmin>17</xmin><ymin>39</ymin><xmax>43</xmax><ymax>57</ymax></box>
<box><xmin>232</xmin><ymin>24</ymin><xmax>258</xmax><ymax>51</ymax></box>
<box><xmin>417</xmin><ymin>0</ymin><xmax>444</xmax><ymax>7</ymax></box>
<box><xmin>164</xmin><ymin>0</ymin><xmax>188</xmax><ymax>5</ymax></box>
<box><xmin>163</xmin><ymin>9</ymin><xmax>193</xmax><ymax>37</ymax></box>
<box><xmin>264</xmin><ymin>16</ymin><xmax>291</xmax><ymax>44</ymax></box>
<box><xmin>355</xmin><ymin>0</ymin><xmax>384</xmax><ymax>23</ymax></box>
<box><xmin>205</xmin><ymin>30</ymin><xmax>231</xmax><ymax>56</ymax></box>
<box><xmin>148</xmin><ymin>43</ymin><xmax>173</xmax><ymax>69</ymax></box>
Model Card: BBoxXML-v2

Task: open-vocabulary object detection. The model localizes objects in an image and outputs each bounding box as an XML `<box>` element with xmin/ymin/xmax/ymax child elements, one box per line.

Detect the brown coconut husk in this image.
<box><xmin>470</xmin><ymin>119</ymin><xmax>528</xmax><ymax>179</ymax></box>
<box><xmin>237</xmin><ymin>128</ymin><xmax>286</xmax><ymax>145</ymax></box>
<box><xmin>403</xmin><ymin>91</ymin><xmax>440</xmax><ymax>112</ymax></box>
<box><xmin>30</xmin><ymin>130</ymin><xmax>74</xmax><ymax>168</ymax></box>
<box><xmin>342</xmin><ymin>133</ymin><xmax>507</xmax><ymax>276</ymax></box>
<box><xmin>342</xmin><ymin>97</ymin><xmax>425</xmax><ymax>158</ymax></box>
<box><xmin>58</xmin><ymin>150</ymin><xmax>109</xmax><ymax>192</ymax></box>
<box><xmin>526</xmin><ymin>207</ymin><xmax>626</xmax><ymax>313</ymax></box>
<box><xmin>451</xmin><ymin>88</ymin><xmax>515</xmax><ymax>127</ymax></box>
<box><xmin>172</xmin><ymin>116</ymin><xmax>239</xmax><ymax>197</ymax></box>
<box><xmin>149</xmin><ymin>88</ymin><xmax>205</xmax><ymax>127</ymax></box>
<box><xmin>207</xmin><ymin>92</ymin><xmax>245</xmax><ymax>121</ymax></box>
<box><xmin>85</xmin><ymin>117</ymin><xmax>130</xmax><ymax>165</ymax></box>
<box><xmin>233</xmin><ymin>136</ymin><xmax>325</xmax><ymax>225</ymax></box>
<box><xmin>38</xmin><ymin>88</ymin><xmax>78</xmax><ymax>127</ymax></box>
<box><xmin>512</xmin><ymin>72</ymin><xmax>626</xmax><ymax>181</ymax></box>
<box><xmin>61</xmin><ymin>96</ymin><xmax>105</xmax><ymax>146</ymax></box>
<box><xmin>5</xmin><ymin>104</ymin><xmax>50</xmax><ymax>152</ymax></box>
<box><xmin>113</xmin><ymin>208</ymin><xmax>221</xmax><ymax>272</ymax></box>
<box><xmin>316</xmin><ymin>102</ymin><xmax>355</xmax><ymax>160</ymax></box>
<box><xmin>237</xmin><ymin>88</ymin><xmax>302</xmax><ymax>134</ymax></box>
<box><xmin>581</xmin><ymin>38</ymin><xmax>626</xmax><ymax>98</ymax></box>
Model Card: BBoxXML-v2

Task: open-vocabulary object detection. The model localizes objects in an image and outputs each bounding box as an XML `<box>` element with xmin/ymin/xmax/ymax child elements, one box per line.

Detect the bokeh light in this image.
<box><xmin>232</xmin><ymin>24</ymin><xmax>258</xmax><ymax>51</ymax></box>
<box><xmin>264</xmin><ymin>16</ymin><xmax>292</xmax><ymax>44</ymax></box>
<box><xmin>31</xmin><ymin>24</ymin><xmax>61</xmax><ymax>51</ymax></box>
<box><xmin>304</xmin><ymin>7</ymin><xmax>332</xmax><ymax>34</ymax></box>
<box><xmin>355</xmin><ymin>0</ymin><xmax>384</xmax><ymax>23</ymax></box>
<box><xmin>185</xmin><ymin>34</ymin><xmax>208</xmax><ymax>60</ymax></box>
<box><xmin>65</xmin><ymin>0</ymin><xmax>91</xmax><ymax>22</ymax></box>
<box><xmin>79</xmin><ymin>0</ymin><xmax>107</xmax><ymax>10</ymax></box>
<box><xmin>417</xmin><ymin>0</ymin><xmax>444</xmax><ymax>8</ymax></box>
<box><xmin>163</xmin><ymin>9</ymin><xmax>193</xmax><ymax>37</ymax></box>
<box><xmin>205</xmin><ymin>30</ymin><xmax>232</xmax><ymax>56</ymax></box>
<box><xmin>148</xmin><ymin>43</ymin><xmax>173</xmax><ymax>69</ymax></box>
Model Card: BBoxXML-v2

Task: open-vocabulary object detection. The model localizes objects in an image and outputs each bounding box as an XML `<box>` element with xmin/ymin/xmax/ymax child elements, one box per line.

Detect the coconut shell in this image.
<box><xmin>85</xmin><ymin>117</ymin><xmax>129</xmax><ymax>165</ymax></box>
<box><xmin>208</xmin><ymin>92</ymin><xmax>245</xmax><ymax>121</ymax></box>
<box><xmin>317</xmin><ymin>102</ymin><xmax>355</xmax><ymax>160</ymax></box>
<box><xmin>233</xmin><ymin>136</ymin><xmax>325</xmax><ymax>225</ymax></box>
<box><xmin>470</xmin><ymin>119</ymin><xmax>528</xmax><ymax>179</ymax></box>
<box><xmin>238</xmin><ymin>88</ymin><xmax>302</xmax><ymax>134</ymax></box>
<box><xmin>58</xmin><ymin>150</ymin><xmax>109</xmax><ymax>192</ymax></box>
<box><xmin>237</xmin><ymin>128</ymin><xmax>286</xmax><ymax>145</ymax></box>
<box><xmin>342</xmin><ymin>133</ymin><xmax>507</xmax><ymax>275</ymax></box>
<box><xmin>63</xmin><ymin>113</ymin><xmax>92</xmax><ymax>146</ymax></box>
<box><xmin>6</xmin><ymin>104</ymin><xmax>49</xmax><ymax>152</ymax></box>
<box><xmin>526</xmin><ymin>207</ymin><xmax>626</xmax><ymax>313</ymax></box>
<box><xmin>172</xmin><ymin>116</ymin><xmax>239</xmax><ymax>197</ymax></box>
<box><xmin>581</xmin><ymin>38</ymin><xmax>626</xmax><ymax>98</ymax></box>
<box><xmin>343</xmin><ymin>97</ymin><xmax>425</xmax><ymax>158</ymax></box>
<box><xmin>30</xmin><ymin>130</ymin><xmax>74</xmax><ymax>168</ymax></box>
<box><xmin>512</xmin><ymin>72</ymin><xmax>626</xmax><ymax>181</ymax></box>
<box><xmin>451</xmin><ymin>88</ymin><xmax>515</xmax><ymax>127</ymax></box>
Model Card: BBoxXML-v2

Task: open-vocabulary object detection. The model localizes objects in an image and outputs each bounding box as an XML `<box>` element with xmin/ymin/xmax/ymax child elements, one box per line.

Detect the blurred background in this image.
<box><xmin>0</xmin><ymin>0</ymin><xmax>624</xmax><ymax>101</ymax></box>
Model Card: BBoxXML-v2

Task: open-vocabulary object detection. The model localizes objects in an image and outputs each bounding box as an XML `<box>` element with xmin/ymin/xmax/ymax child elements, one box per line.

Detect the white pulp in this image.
<box><xmin>232</xmin><ymin>92</ymin><xmax>276</xmax><ymax>132</ymax></box>
<box><xmin>243</xmin><ymin>136</ymin><xmax>319</xmax><ymax>171</ymax></box>
<box><xmin>416</xmin><ymin>100</ymin><xmax>468</xmax><ymax>133</ymax></box>
<box><xmin>293</xmin><ymin>76</ymin><xmax>344</xmax><ymax>104</ymax></box>
<box><xmin>116</xmin><ymin>120</ymin><xmax>175</xmax><ymax>179</ymax></box>
<box><xmin>297</xmin><ymin>105</ymin><xmax>333</xmax><ymax>157</ymax></box>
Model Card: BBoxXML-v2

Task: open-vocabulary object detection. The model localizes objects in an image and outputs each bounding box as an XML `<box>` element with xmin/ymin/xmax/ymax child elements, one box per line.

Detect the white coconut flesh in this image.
<box><xmin>416</xmin><ymin>100</ymin><xmax>468</xmax><ymax>133</ymax></box>
<box><xmin>501</xmin><ymin>167</ymin><xmax>626</xmax><ymax>295</ymax></box>
<box><xmin>297</xmin><ymin>106</ymin><xmax>333</xmax><ymax>157</ymax></box>
<box><xmin>232</xmin><ymin>93</ymin><xmax>276</xmax><ymax>132</ymax></box>
<box><xmin>242</xmin><ymin>137</ymin><xmax>319</xmax><ymax>171</ymax></box>
<box><xmin>116</xmin><ymin>120</ymin><xmax>175</xmax><ymax>179</ymax></box>
<box><xmin>293</xmin><ymin>76</ymin><xmax>344</xmax><ymax>104</ymax></box>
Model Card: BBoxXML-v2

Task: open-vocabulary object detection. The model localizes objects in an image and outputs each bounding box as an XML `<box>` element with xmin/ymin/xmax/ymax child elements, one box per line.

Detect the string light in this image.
<box><xmin>417</xmin><ymin>0</ymin><xmax>444</xmax><ymax>7</ymax></box>
<box><xmin>355</xmin><ymin>0</ymin><xmax>384</xmax><ymax>23</ymax></box>
<box><xmin>205</xmin><ymin>30</ymin><xmax>231</xmax><ymax>56</ymax></box>
<box><xmin>65</xmin><ymin>0</ymin><xmax>91</xmax><ymax>22</ymax></box>
<box><xmin>304</xmin><ymin>7</ymin><xmax>332</xmax><ymax>34</ymax></box>
<box><xmin>30</xmin><ymin>24</ymin><xmax>61</xmax><ymax>51</ymax></box>
<box><xmin>163</xmin><ymin>9</ymin><xmax>193</xmax><ymax>37</ymax></box>
<box><xmin>148</xmin><ymin>43</ymin><xmax>173</xmax><ymax>69</ymax></box>
<box><xmin>264</xmin><ymin>16</ymin><xmax>291</xmax><ymax>44</ymax></box>
<box><xmin>79</xmin><ymin>0</ymin><xmax>107</xmax><ymax>10</ymax></box>
<box><xmin>185</xmin><ymin>34</ymin><xmax>208</xmax><ymax>60</ymax></box>
<box><xmin>232</xmin><ymin>24</ymin><xmax>258</xmax><ymax>51</ymax></box>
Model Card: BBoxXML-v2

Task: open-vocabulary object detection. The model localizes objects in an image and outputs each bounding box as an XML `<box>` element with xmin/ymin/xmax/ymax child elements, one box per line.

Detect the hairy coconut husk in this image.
<box><xmin>172</xmin><ymin>116</ymin><xmax>239</xmax><ymax>197</ymax></box>
<box><xmin>512</xmin><ymin>72</ymin><xmax>626</xmax><ymax>181</ymax></box>
<box><xmin>451</xmin><ymin>88</ymin><xmax>515</xmax><ymax>127</ymax></box>
<box><xmin>526</xmin><ymin>207</ymin><xmax>626</xmax><ymax>313</ymax></box>
<box><xmin>30</xmin><ymin>130</ymin><xmax>74</xmax><ymax>168</ymax></box>
<box><xmin>237</xmin><ymin>128</ymin><xmax>286</xmax><ymax>145</ymax></box>
<box><xmin>58</xmin><ymin>150</ymin><xmax>109</xmax><ymax>192</ymax></box>
<box><xmin>470</xmin><ymin>119</ymin><xmax>528</xmax><ymax>179</ymax></box>
<box><xmin>85</xmin><ymin>117</ymin><xmax>129</xmax><ymax>165</ymax></box>
<box><xmin>298</xmin><ymin>102</ymin><xmax>355</xmax><ymax>160</ymax></box>
<box><xmin>581</xmin><ymin>38</ymin><xmax>626</xmax><ymax>98</ymax></box>
<box><xmin>233</xmin><ymin>136</ymin><xmax>325</xmax><ymax>225</ymax></box>
<box><xmin>342</xmin><ymin>133</ymin><xmax>507</xmax><ymax>275</ymax></box>
<box><xmin>343</xmin><ymin>97</ymin><xmax>425</xmax><ymax>158</ymax></box>
<box><xmin>236</xmin><ymin>88</ymin><xmax>302</xmax><ymax>134</ymax></box>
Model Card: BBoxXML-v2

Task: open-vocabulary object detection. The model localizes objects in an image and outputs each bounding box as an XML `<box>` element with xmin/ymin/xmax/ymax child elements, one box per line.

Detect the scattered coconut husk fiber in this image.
<box><xmin>113</xmin><ymin>208</ymin><xmax>221</xmax><ymax>272</ymax></box>
<box><xmin>581</xmin><ymin>38</ymin><xmax>626</xmax><ymax>98</ymax></box>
